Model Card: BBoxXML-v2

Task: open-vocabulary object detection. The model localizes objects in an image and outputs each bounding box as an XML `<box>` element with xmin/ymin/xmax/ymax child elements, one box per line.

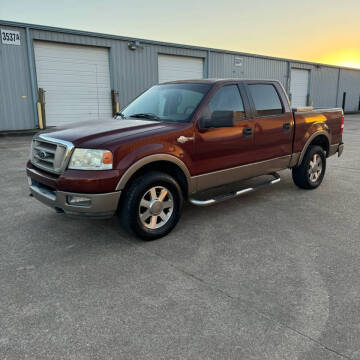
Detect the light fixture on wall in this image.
<box><xmin>128</xmin><ymin>40</ymin><xmax>142</xmax><ymax>51</ymax></box>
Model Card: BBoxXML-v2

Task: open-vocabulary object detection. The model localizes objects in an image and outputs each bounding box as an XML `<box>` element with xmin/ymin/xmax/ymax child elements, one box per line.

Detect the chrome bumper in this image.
<box><xmin>28</xmin><ymin>179</ymin><xmax>121</xmax><ymax>218</ymax></box>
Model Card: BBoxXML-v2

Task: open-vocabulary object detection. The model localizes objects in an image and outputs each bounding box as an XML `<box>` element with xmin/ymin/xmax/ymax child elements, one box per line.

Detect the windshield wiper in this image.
<box><xmin>129</xmin><ymin>113</ymin><xmax>161</xmax><ymax>121</ymax></box>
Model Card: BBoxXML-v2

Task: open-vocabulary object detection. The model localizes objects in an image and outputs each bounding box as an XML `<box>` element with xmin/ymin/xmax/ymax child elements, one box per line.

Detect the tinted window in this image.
<box><xmin>122</xmin><ymin>83</ymin><xmax>211</xmax><ymax>123</ymax></box>
<box><xmin>249</xmin><ymin>84</ymin><xmax>283</xmax><ymax>116</ymax></box>
<box><xmin>201</xmin><ymin>85</ymin><xmax>245</xmax><ymax>123</ymax></box>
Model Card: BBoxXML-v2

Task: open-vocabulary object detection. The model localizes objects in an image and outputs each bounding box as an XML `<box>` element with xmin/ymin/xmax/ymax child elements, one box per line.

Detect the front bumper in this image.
<box><xmin>28</xmin><ymin>177</ymin><xmax>121</xmax><ymax>218</ymax></box>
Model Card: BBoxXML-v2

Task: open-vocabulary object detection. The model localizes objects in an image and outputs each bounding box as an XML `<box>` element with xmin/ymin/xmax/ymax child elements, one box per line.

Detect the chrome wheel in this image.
<box><xmin>308</xmin><ymin>153</ymin><xmax>323</xmax><ymax>182</ymax></box>
<box><xmin>138</xmin><ymin>186</ymin><xmax>174</xmax><ymax>229</ymax></box>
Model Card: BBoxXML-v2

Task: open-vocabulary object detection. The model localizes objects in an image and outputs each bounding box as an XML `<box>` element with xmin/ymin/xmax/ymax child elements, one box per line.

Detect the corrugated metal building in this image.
<box><xmin>0</xmin><ymin>20</ymin><xmax>359</xmax><ymax>131</ymax></box>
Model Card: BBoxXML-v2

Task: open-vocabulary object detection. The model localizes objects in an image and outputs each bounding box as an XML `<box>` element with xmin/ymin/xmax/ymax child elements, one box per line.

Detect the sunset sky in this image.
<box><xmin>1</xmin><ymin>0</ymin><xmax>359</xmax><ymax>69</ymax></box>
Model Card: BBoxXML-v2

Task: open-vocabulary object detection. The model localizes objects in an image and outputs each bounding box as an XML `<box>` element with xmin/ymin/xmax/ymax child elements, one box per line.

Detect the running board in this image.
<box><xmin>189</xmin><ymin>172</ymin><xmax>281</xmax><ymax>207</ymax></box>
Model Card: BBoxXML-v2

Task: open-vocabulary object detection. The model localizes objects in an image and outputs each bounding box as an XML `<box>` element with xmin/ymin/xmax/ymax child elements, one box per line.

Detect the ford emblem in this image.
<box><xmin>38</xmin><ymin>150</ymin><xmax>47</xmax><ymax>159</ymax></box>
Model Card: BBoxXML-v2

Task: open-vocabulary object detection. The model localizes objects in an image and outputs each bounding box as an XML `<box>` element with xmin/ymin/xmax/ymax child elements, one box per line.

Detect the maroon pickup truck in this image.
<box><xmin>27</xmin><ymin>79</ymin><xmax>344</xmax><ymax>240</ymax></box>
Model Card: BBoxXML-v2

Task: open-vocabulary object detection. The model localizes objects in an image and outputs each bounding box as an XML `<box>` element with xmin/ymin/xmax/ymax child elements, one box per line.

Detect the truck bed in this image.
<box><xmin>292</xmin><ymin>107</ymin><xmax>343</xmax><ymax>156</ymax></box>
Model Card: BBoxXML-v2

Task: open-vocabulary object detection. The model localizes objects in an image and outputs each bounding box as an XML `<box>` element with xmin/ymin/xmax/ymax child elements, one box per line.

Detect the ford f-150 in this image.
<box><xmin>27</xmin><ymin>79</ymin><xmax>344</xmax><ymax>240</ymax></box>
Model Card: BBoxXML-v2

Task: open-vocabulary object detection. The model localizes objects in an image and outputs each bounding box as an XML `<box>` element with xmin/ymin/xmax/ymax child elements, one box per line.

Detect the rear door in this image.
<box><xmin>245</xmin><ymin>82</ymin><xmax>293</xmax><ymax>162</ymax></box>
<box><xmin>193</xmin><ymin>83</ymin><xmax>255</xmax><ymax>175</ymax></box>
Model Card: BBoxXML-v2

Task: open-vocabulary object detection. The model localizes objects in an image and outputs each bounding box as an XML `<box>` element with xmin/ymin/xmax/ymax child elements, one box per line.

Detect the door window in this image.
<box><xmin>249</xmin><ymin>84</ymin><xmax>283</xmax><ymax>116</ymax></box>
<box><xmin>201</xmin><ymin>85</ymin><xmax>246</xmax><ymax>123</ymax></box>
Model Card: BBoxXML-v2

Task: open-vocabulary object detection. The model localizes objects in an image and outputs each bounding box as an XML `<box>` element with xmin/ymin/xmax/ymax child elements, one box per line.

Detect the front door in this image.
<box><xmin>192</xmin><ymin>83</ymin><xmax>255</xmax><ymax>176</ymax></box>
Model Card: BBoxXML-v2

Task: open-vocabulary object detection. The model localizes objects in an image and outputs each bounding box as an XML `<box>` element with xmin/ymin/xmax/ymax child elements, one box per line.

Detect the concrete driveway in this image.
<box><xmin>0</xmin><ymin>115</ymin><xmax>359</xmax><ymax>360</ymax></box>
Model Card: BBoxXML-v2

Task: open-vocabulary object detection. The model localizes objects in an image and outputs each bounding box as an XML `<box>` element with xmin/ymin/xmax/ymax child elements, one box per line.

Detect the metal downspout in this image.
<box><xmin>336</xmin><ymin>68</ymin><xmax>341</xmax><ymax>107</ymax></box>
<box><xmin>207</xmin><ymin>49</ymin><xmax>211</xmax><ymax>78</ymax></box>
<box><xmin>286</xmin><ymin>61</ymin><xmax>291</xmax><ymax>94</ymax></box>
<box><xmin>25</xmin><ymin>27</ymin><xmax>39</xmax><ymax>128</ymax></box>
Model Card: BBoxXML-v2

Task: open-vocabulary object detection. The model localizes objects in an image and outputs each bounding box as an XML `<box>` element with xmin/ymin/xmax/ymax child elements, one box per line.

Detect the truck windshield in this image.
<box><xmin>120</xmin><ymin>83</ymin><xmax>211</xmax><ymax>123</ymax></box>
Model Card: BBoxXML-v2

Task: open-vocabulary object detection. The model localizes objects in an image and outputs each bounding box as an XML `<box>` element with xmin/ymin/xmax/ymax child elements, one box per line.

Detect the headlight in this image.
<box><xmin>68</xmin><ymin>149</ymin><xmax>113</xmax><ymax>170</ymax></box>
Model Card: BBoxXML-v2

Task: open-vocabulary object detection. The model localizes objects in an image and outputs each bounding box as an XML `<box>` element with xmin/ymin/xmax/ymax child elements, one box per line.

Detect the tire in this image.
<box><xmin>292</xmin><ymin>145</ymin><xmax>326</xmax><ymax>190</ymax></box>
<box><xmin>118</xmin><ymin>171</ymin><xmax>183</xmax><ymax>240</ymax></box>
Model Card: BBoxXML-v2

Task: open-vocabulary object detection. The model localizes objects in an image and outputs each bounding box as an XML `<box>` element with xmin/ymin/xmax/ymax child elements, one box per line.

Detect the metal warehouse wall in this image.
<box><xmin>289</xmin><ymin>62</ymin><xmax>340</xmax><ymax>109</ymax></box>
<box><xmin>0</xmin><ymin>26</ymin><xmax>35</xmax><ymax>130</ymax></box>
<box><xmin>208</xmin><ymin>54</ymin><xmax>358</xmax><ymax>111</ymax></box>
<box><xmin>209</xmin><ymin>52</ymin><xmax>288</xmax><ymax>87</ymax></box>
<box><xmin>30</xmin><ymin>28</ymin><xmax>207</xmax><ymax>109</ymax></box>
<box><xmin>309</xmin><ymin>66</ymin><xmax>339</xmax><ymax>108</ymax></box>
<box><xmin>0</xmin><ymin>20</ymin><xmax>359</xmax><ymax>131</ymax></box>
<box><xmin>338</xmin><ymin>69</ymin><xmax>360</xmax><ymax>112</ymax></box>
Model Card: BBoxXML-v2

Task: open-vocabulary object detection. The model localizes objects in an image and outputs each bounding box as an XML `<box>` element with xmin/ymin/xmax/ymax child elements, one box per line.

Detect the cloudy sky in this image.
<box><xmin>1</xmin><ymin>0</ymin><xmax>359</xmax><ymax>68</ymax></box>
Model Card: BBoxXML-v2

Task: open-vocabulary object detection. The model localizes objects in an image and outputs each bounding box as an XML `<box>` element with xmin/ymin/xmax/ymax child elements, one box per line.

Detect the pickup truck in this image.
<box><xmin>27</xmin><ymin>79</ymin><xmax>344</xmax><ymax>240</ymax></box>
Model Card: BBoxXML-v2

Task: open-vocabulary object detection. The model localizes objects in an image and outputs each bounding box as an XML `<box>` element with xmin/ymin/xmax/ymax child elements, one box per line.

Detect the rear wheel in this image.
<box><xmin>118</xmin><ymin>171</ymin><xmax>183</xmax><ymax>240</ymax></box>
<box><xmin>292</xmin><ymin>145</ymin><xmax>326</xmax><ymax>189</ymax></box>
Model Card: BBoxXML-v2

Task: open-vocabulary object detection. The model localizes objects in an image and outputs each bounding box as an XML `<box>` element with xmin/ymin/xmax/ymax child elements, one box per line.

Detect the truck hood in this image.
<box><xmin>41</xmin><ymin>119</ymin><xmax>189</xmax><ymax>148</ymax></box>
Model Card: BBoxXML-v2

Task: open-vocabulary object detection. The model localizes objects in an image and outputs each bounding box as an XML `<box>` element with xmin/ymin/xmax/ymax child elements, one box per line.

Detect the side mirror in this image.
<box><xmin>199</xmin><ymin>111</ymin><xmax>234</xmax><ymax>129</ymax></box>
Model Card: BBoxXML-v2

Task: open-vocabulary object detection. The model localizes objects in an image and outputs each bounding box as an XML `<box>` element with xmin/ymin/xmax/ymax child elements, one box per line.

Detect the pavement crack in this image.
<box><xmin>134</xmin><ymin>242</ymin><xmax>354</xmax><ymax>360</ymax></box>
<box><xmin>332</xmin><ymin>165</ymin><xmax>360</xmax><ymax>173</ymax></box>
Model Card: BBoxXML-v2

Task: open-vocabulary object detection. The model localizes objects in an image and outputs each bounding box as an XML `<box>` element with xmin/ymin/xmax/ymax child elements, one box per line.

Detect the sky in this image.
<box><xmin>1</xmin><ymin>0</ymin><xmax>359</xmax><ymax>69</ymax></box>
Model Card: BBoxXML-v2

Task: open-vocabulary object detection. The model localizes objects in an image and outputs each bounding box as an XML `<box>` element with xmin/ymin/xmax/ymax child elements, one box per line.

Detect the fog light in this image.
<box><xmin>27</xmin><ymin>177</ymin><xmax>32</xmax><ymax>186</ymax></box>
<box><xmin>66</xmin><ymin>195</ymin><xmax>91</xmax><ymax>207</ymax></box>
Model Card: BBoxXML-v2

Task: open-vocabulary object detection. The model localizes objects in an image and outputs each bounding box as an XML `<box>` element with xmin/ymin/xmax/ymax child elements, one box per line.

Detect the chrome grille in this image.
<box><xmin>31</xmin><ymin>135</ymin><xmax>74</xmax><ymax>174</ymax></box>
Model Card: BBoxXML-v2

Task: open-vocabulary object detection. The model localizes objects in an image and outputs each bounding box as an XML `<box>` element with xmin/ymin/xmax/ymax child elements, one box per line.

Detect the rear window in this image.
<box><xmin>249</xmin><ymin>84</ymin><xmax>283</xmax><ymax>116</ymax></box>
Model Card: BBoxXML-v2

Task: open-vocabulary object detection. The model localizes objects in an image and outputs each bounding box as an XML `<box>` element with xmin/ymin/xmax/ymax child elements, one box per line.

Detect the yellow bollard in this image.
<box><xmin>37</xmin><ymin>102</ymin><xmax>44</xmax><ymax>129</ymax></box>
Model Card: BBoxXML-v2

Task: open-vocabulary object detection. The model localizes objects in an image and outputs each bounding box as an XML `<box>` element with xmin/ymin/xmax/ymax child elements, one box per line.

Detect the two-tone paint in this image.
<box><xmin>26</xmin><ymin>79</ymin><xmax>344</xmax><ymax>217</ymax></box>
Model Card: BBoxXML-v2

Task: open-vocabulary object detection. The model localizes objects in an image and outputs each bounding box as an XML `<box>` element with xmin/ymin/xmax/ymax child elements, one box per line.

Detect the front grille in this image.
<box><xmin>31</xmin><ymin>135</ymin><xmax>74</xmax><ymax>174</ymax></box>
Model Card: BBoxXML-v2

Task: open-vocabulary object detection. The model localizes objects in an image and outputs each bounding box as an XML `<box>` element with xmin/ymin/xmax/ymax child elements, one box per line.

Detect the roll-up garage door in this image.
<box><xmin>158</xmin><ymin>54</ymin><xmax>204</xmax><ymax>83</ymax></box>
<box><xmin>290</xmin><ymin>68</ymin><xmax>310</xmax><ymax>108</ymax></box>
<box><xmin>34</xmin><ymin>41</ymin><xmax>112</xmax><ymax>126</ymax></box>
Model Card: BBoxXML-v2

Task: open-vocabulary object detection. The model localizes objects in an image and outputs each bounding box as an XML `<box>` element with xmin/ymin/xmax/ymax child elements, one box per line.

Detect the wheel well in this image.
<box><xmin>309</xmin><ymin>135</ymin><xmax>329</xmax><ymax>155</ymax></box>
<box><xmin>123</xmin><ymin>161</ymin><xmax>189</xmax><ymax>197</ymax></box>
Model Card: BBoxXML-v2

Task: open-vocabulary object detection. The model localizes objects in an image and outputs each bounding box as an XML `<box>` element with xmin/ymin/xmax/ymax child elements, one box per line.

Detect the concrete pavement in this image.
<box><xmin>0</xmin><ymin>115</ymin><xmax>359</xmax><ymax>359</ymax></box>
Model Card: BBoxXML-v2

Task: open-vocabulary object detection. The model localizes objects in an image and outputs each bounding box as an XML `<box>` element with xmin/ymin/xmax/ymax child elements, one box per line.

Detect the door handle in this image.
<box><xmin>177</xmin><ymin>135</ymin><xmax>195</xmax><ymax>144</ymax></box>
<box><xmin>242</xmin><ymin>127</ymin><xmax>253</xmax><ymax>138</ymax></box>
<box><xmin>283</xmin><ymin>122</ymin><xmax>291</xmax><ymax>131</ymax></box>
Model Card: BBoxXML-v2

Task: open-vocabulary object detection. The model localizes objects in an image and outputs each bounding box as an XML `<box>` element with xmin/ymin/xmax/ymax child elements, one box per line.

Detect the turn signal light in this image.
<box><xmin>340</xmin><ymin>116</ymin><xmax>344</xmax><ymax>134</ymax></box>
<box><xmin>102</xmin><ymin>151</ymin><xmax>113</xmax><ymax>165</ymax></box>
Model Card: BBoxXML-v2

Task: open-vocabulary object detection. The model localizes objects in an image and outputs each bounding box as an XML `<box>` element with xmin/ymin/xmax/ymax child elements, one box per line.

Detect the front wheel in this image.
<box><xmin>292</xmin><ymin>145</ymin><xmax>326</xmax><ymax>189</ymax></box>
<box><xmin>118</xmin><ymin>171</ymin><xmax>183</xmax><ymax>240</ymax></box>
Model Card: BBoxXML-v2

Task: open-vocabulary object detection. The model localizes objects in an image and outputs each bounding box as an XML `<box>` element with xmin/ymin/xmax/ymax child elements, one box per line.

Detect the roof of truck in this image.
<box><xmin>163</xmin><ymin>79</ymin><xmax>281</xmax><ymax>85</ymax></box>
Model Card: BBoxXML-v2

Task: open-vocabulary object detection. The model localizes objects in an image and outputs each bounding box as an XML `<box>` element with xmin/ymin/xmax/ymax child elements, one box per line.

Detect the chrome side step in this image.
<box><xmin>189</xmin><ymin>173</ymin><xmax>281</xmax><ymax>207</ymax></box>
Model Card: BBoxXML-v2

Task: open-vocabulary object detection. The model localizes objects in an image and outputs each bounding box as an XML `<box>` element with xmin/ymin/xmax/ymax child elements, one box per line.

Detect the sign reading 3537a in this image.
<box><xmin>1</xmin><ymin>29</ymin><xmax>21</xmax><ymax>45</ymax></box>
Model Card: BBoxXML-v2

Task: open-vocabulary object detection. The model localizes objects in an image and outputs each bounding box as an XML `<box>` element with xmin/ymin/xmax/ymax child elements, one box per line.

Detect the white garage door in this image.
<box><xmin>158</xmin><ymin>54</ymin><xmax>204</xmax><ymax>83</ymax></box>
<box><xmin>290</xmin><ymin>69</ymin><xmax>310</xmax><ymax>108</ymax></box>
<box><xmin>34</xmin><ymin>41</ymin><xmax>112</xmax><ymax>126</ymax></box>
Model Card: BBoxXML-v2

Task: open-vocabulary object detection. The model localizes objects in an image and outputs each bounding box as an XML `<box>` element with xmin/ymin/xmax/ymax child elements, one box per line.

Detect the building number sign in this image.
<box><xmin>1</xmin><ymin>29</ymin><xmax>21</xmax><ymax>45</ymax></box>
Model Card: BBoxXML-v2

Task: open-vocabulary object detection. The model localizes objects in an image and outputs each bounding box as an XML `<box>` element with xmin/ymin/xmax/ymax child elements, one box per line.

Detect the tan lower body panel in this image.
<box><xmin>289</xmin><ymin>152</ymin><xmax>301</xmax><ymax>167</ymax></box>
<box><xmin>191</xmin><ymin>155</ymin><xmax>292</xmax><ymax>193</ymax></box>
<box><xmin>328</xmin><ymin>143</ymin><xmax>340</xmax><ymax>157</ymax></box>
